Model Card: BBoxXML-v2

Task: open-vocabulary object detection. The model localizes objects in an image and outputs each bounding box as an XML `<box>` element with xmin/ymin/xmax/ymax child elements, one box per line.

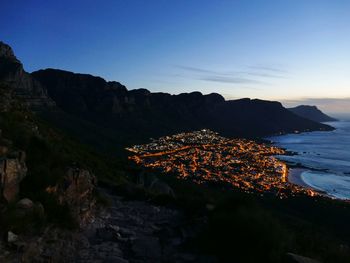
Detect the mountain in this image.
<box><xmin>1</xmin><ymin>41</ymin><xmax>350</xmax><ymax>263</ymax></box>
<box><xmin>0</xmin><ymin>41</ymin><xmax>334</xmax><ymax>155</ymax></box>
<box><xmin>288</xmin><ymin>105</ymin><xmax>338</xmax><ymax>122</ymax></box>
<box><xmin>31</xmin><ymin>69</ymin><xmax>333</xmax><ymax>151</ymax></box>
<box><xmin>0</xmin><ymin>41</ymin><xmax>55</xmax><ymax>109</ymax></box>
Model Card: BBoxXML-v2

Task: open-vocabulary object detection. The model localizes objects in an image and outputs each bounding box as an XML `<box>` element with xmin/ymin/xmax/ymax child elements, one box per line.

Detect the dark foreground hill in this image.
<box><xmin>289</xmin><ymin>105</ymin><xmax>338</xmax><ymax>122</ymax></box>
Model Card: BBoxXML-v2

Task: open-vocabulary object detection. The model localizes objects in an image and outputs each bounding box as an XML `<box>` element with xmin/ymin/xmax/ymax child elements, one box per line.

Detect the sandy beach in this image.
<box><xmin>287</xmin><ymin>168</ymin><xmax>313</xmax><ymax>189</ymax></box>
<box><xmin>288</xmin><ymin>168</ymin><xmax>350</xmax><ymax>199</ymax></box>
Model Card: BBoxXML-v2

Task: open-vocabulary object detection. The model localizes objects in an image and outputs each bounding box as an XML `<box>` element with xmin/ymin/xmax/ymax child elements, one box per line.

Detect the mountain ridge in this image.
<box><xmin>288</xmin><ymin>105</ymin><xmax>338</xmax><ymax>122</ymax></box>
<box><xmin>0</xmin><ymin>41</ymin><xmax>334</xmax><ymax>155</ymax></box>
<box><xmin>31</xmin><ymin>68</ymin><xmax>333</xmax><ymax>142</ymax></box>
<box><xmin>0</xmin><ymin>41</ymin><xmax>55</xmax><ymax>109</ymax></box>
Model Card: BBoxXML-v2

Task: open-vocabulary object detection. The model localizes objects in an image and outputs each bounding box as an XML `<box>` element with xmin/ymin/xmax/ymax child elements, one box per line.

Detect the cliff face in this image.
<box><xmin>0</xmin><ymin>150</ymin><xmax>27</xmax><ymax>203</ymax></box>
<box><xmin>0</xmin><ymin>42</ymin><xmax>55</xmax><ymax>109</ymax></box>
<box><xmin>0</xmin><ymin>41</ymin><xmax>334</xmax><ymax>156</ymax></box>
<box><xmin>46</xmin><ymin>167</ymin><xmax>97</xmax><ymax>227</ymax></box>
<box><xmin>32</xmin><ymin>69</ymin><xmax>333</xmax><ymax>143</ymax></box>
<box><xmin>288</xmin><ymin>105</ymin><xmax>338</xmax><ymax>123</ymax></box>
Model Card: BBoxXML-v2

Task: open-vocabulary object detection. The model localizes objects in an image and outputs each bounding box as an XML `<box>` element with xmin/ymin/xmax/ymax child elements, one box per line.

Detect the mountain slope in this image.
<box><xmin>1</xmin><ymin>41</ymin><xmax>350</xmax><ymax>263</ymax></box>
<box><xmin>31</xmin><ymin>69</ymin><xmax>333</xmax><ymax>153</ymax></box>
<box><xmin>288</xmin><ymin>105</ymin><xmax>338</xmax><ymax>122</ymax></box>
<box><xmin>0</xmin><ymin>41</ymin><xmax>55</xmax><ymax>109</ymax></box>
<box><xmin>0</xmin><ymin>41</ymin><xmax>334</xmax><ymax>156</ymax></box>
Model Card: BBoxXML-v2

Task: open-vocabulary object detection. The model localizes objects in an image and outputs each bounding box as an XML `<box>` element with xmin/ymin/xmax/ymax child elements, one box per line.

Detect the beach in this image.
<box><xmin>270</xmin><ymin>121</ymin><xmax>350</xmax><ymax>200</ymax></box>
<box><xmin>287</xmin><ymin>167</ymin><xmax>350</xmax><ymax>200</ymax></box>
<box><xmin>287</xmin><ymin>168</ymin><xmax>310</xmax><ymax>188</ymax></box>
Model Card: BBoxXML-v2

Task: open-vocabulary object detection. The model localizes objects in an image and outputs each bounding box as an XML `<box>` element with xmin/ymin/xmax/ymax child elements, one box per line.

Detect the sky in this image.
<box><xmin>1</xmin><ymin>0</ymin><xmax>350</xmax><ymax>113</ymax></box>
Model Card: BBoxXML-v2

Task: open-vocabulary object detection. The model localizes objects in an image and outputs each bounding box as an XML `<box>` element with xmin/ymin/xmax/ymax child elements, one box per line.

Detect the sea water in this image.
<box><xmin>269</xmin><ymin>120</ymin><xmax>350</xmax><ymax>199</ymax></box>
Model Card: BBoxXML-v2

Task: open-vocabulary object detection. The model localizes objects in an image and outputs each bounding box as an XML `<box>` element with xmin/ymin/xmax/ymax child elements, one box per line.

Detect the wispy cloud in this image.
<box><xmin>245</xmin><ymin>71</ymin><xmax>287</xmax><ymax>79</ymax></box>
<box><xmin>248</xmin><ymin>64</ymin><xmax>288</xmax><ymax>74</ymax></box>
<box><xmin>200</xmin><ymin>76</ymin><xmax>263</xmax><ymax>86</ymax></box>
<box><xmin>174</xmin><ymin>65</ymin><xmax>219</xmax><ymax>74</ymax></box>
<box><xmin>174</xmin><ymin>64</ymin><xmax>288</xmax><ymax>87</ymax></box>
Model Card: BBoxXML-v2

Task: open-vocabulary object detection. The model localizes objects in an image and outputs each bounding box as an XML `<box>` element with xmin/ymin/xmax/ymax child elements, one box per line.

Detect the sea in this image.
<box><xmin>268</xmin><ymin>120</ymin><xmax>350</xmax><ymax>200</ymax></box>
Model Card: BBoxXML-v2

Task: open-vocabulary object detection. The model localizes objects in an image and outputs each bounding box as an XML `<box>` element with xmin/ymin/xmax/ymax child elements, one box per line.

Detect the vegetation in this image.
<box><xmin>120</xmin><ymin>167</ymin><xmax>350</xmax><ymax>262</ymax></box>
<box><xmin>171</xmin><ymin>179</ymin><xmax>350</xmax><ymax>262</ymax></box>
<box><xmin>1</xmin><ymin>89</ymin><xmax>349</xmax><ymax>262</ymax></box>
<box><xmin>0</xmin><ymin>106</ymin><xmax>127</xmax><ymax>230</ymax></box>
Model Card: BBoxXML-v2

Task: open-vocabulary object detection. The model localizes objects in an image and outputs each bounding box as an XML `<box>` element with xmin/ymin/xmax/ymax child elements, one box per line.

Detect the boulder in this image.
<box><xmin>46</xmin><ymin>167</ymin><xmax>97</xmax><ymax>226</ymax></box>
<box><xmin>132</xmin><ymin>236</ymin><xmax>161</xmax><ymax>260</ymax></box>
<box><xmin>285</xmin><ymin>253</ymin><xmax>321</xmax><ymax>263</ymax></box>
<box><xmin>149</xmin><ymin>179</ymin><xmax>175</xmax><ymax>198</ymax></box>
<box><xmin>16</xmin><ymin>198</ymin><xmax>34</xmax><ymax>209</ymax></box>
<box><xmin>0</xmin><ymin>152</ymin><xmax>27</xmax><ymax>203</ymax></box>
<box><xmin>7</xmin><ymin>231</ymin><xmax>18</xmax><ymax>243</ymax></box>
<box><xmin>0</xmin><ymin>145</ymin><xmax>8</xmax><ymax>156</ymax></box>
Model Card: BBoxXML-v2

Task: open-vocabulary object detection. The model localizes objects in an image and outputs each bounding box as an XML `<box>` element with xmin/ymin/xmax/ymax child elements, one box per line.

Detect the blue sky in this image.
<box><xmin>2</xmin><ymin>0</ymin><xmax>350</xmax><ymax>113</ymax></box>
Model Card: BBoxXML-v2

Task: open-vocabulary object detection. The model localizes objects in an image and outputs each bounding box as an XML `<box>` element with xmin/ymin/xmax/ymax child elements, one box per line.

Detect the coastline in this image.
<box><xmin>286</xmin><ymin>167</ymin><xmax>326</xmax><ymax>194</ymax></box>
<box><xmin>268</xmin><ymin>121</ymin><xmax>350</xmax><ymax>200</ymax></box>
<box><xmin>287</xmin><ymin>168</ymin><xmax>311</xmax><ymax>188</ymax></box>
<box><xmin>287</xmin><ymin>167</ymin><xmax>331</xmax><ymax>198</ymax></box>
<box><xmin>287</xmin><ymin>167</ymin><xmax>350</xmax><ymax>200</ymax></box>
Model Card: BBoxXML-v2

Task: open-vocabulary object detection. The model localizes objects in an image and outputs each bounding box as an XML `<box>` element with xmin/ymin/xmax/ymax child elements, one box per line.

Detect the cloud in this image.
<box><xmin>245</xmin><ymin>71</ymin><xmax>287</xmax><ymax>79</ymax></box>
<box><xmin>200</xmin><ymin>75</ymin><xmax>263</xmax><ymax>86</ymax></box>
<box><xmin>248</xmin><ymin>64</ymin><xmax>288</xmax><ymax>74</ymax></box>
<box><xmin>174</xmin><ymin>64</ymin><xmax>287</xmax><ymax>87</ymax></box>
<box><xmin>174</xmin><ymin>65</ymin><xmax>219</xmax><ymax>74</ymax></box>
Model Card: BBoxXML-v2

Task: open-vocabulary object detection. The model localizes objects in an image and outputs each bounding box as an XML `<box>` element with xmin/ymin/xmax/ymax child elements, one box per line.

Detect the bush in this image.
<box><xmin>197</xmin><ymin>201</ymin><xmax>290</xmax><ymax>263</ymax></box>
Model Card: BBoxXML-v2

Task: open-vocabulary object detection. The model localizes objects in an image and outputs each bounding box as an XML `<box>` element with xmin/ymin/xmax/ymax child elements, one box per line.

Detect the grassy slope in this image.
<box><xmin>35</xmin><ymin>107</ymin><xmax>350</xmax><ymax>262</ymax></box>
<box><xmin>1</xmin><ymin>84</ymin><xmax>349</xmax><ymax>262</ymax></box>
<box><xmin>0</xmin><ymin>97</ymin><xmax>128</xmax><ymax>229</ymax></box>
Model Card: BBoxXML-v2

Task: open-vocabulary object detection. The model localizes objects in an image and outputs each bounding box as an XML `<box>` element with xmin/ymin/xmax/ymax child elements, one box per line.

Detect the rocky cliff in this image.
<box><xmin>0</xmin><ymin>41</ymin><xmax>334</xmax><ymax>156</ymax></box>
<box><xmin>0</xmin><ymin>42</ymin><xmax>55</xmax><ymax>109</ymax></box>
<box><xmin>0</xmin><ymin>151</ymin><xmax>27</xmax><ymax>203</ymax></box>
<box><xmin>31</xmin><ymin>69</ymin><xmax>334</xmax><ymax>150</ymax></box>
<box><xmin>46</xmin><ymin>167</ymin><xmax>97</xmax><ymax>227</ymax></box>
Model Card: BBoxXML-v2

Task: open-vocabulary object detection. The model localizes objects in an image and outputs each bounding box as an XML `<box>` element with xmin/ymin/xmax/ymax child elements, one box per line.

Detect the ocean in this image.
<box><xmin>268</xmin><ymin>120</ymin><xmax>350</xmax><ymax>199</ymax></box>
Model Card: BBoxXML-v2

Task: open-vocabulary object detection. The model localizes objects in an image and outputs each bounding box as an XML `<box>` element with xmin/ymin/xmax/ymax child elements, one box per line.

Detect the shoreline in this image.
<box><xmin>287</xmin><ymin>167</ymin><xmax>350</xmax><ymax>200</ymax></box>
<box><xmin>287</xmin><ymin>167</ymin><xmax>330</xmax><ymax>196</ymax></box>
<box><xmin>287</xmin><ymin>168</ymin><xmax>311</xmax><ymax>188</ymax></box>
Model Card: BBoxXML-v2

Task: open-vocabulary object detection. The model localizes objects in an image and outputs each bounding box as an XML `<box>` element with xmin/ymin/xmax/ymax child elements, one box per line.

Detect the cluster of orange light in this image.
<box><xmin>127</xmin><ymin>130</ymin><xmax>318</xmax><ymax>198</ymax></box>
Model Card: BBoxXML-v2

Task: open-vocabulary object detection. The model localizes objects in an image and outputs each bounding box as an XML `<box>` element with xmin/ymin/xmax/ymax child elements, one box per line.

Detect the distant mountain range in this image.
<box><xmin>288</xmin><ymin>105</ymin><xmax>338</xmax><ymax>122</ymax></box>
<box><xmin>0</xmin><ymin>41</ymin><xmax>334</xmax><ymax>155</ymax></box>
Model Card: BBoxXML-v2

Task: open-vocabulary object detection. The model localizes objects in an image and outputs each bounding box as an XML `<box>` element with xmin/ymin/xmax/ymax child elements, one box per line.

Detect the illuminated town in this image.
<box><xmin>126</xmin><ymin>129</ymin><xmax>318</xmax><ymax>198</ymax></box>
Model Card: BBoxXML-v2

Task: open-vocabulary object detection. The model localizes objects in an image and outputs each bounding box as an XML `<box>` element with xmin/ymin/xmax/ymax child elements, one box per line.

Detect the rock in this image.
<box><xmin>96</xmin><ymin>228</ymin><xmax>115</xmax><ymax>241</ymax></box>
<box><xmin>0</xmin><ymin>41</ymin><xmax>19</xmax><ymax>60</ymax></box>
<box><xmin>119</xmin><ymin>227</ymin><xmax>136</xmax><ymax>237</ymax></box>
<box><xmin>149</xmin><ymin>179</ymin><xmax>175</xmax><ymax>198</ymax></box>
<box><xmin>46</xmin><ymin>167</ymin><xmax>97</xmax><ymax>226</ymax></box>
<box><xmin>132</xmin><ymin>236</ymin><xmax>161</xmax><ymax>260</ymax></box>
<box><xmin>103</xmin><ymin>257</ymin><xmax>128</xmax><ymax>263</ymax></box>
<box><xmin>16</xmin><ymin>198</ymin><xmax>34</xmax><ymax>209</ymax></box>
<box><xmin>285</xmin><ymin>253</ymin><xmax>321</xmax><ymax>263</ymax></box>
<box><xmin>33</xmin><ymin>202</ymin><xmax>45</xmax><ymax>220</ymax></box>
<box><xmin>107</xmin><ymin>224</ymin><xmax>120</xmax><ymax>233</ymax></box>
<box><xmin>7</xmin><ymin>231</ymin><xmax>18</xmax><ymax>243</ymax></box>
<box><xmin>0</xmin><ymin>41</ymin><xmax>55</xmax><ymax>109</ymax></box>
<box><xmin>0</xmin><ymin>153</ymin><xmax>27</xmax><ymax>202</ymax></box>
<box><xmin>0</xmin><ymin>145</ymin><xmax>8</xmax><ymax>156</ymax></box>
<box><xmin>21</xmin><ymin>241</ymin><xmax>42</xmax><ymax>263</ymax></box>
<box><xmin>206</xmin><ymin>203</ymin><xmax>215</xmax><ymax>211</ymax></box>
